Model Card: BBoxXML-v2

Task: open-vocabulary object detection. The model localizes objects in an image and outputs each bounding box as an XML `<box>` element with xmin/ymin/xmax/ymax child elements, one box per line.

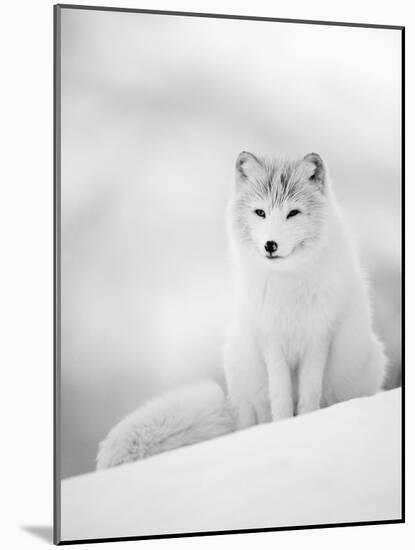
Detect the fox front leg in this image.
<box><xmin>224</xmin><ymin>323</ymin><xmax>270</xmax><ymax>430</ymax></box>
<box><xmin>264</xmin><ymin>343</ymin><xmax>294</xmax><ymax>421</ymax></box>
<box><xmin>297</xmin><ymin>338</ymin><xmax>329</xmax><ymax>415</ymax></box>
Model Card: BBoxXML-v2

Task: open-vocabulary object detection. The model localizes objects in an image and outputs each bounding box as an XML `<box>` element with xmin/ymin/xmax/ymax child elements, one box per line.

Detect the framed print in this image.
<box><xmin>54</xmin><ymin>4</ymin><xmax>404</xmax><ymax>545</ymax></box>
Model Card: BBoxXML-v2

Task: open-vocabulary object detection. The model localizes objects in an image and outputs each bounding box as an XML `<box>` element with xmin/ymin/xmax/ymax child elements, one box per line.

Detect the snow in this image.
<box><xmin>60</xmin><ymin>389</ymin><xmax>402</xmax><ymax>542</ymax></box>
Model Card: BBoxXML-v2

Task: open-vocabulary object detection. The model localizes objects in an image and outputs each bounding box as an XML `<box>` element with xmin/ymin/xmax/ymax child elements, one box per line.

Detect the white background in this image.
<box><xmin>0</xmin><ymin>0</ymin><xmax>411</xmax><ymax>549</ymax></box>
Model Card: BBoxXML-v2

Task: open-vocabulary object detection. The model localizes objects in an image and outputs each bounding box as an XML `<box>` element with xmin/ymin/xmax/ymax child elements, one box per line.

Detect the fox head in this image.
<box><xmin>229</xmin><ymin>151</ymin><xmax>332</xmax><ymax>271</ymax></box>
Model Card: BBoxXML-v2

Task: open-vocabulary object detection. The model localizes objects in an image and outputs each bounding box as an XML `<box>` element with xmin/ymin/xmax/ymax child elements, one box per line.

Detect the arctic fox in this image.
<box><xmin>96</xmin><ymin>152</ymin><xmax>386</xmax><ymax>470</ymax></box>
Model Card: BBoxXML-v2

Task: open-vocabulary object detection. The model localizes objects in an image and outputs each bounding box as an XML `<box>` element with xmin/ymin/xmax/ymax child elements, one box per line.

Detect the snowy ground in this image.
<box><xmin>60</xmin><ymin>389</ymin><xmax>402</xmax><ymax>543</ymax></box>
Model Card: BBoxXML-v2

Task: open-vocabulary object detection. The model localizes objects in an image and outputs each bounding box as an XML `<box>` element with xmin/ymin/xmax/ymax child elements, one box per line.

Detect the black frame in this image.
<box><xmin>53</xmin><ymin>4</ymin><xmax>405</xmax><ymax>545</ymax></box>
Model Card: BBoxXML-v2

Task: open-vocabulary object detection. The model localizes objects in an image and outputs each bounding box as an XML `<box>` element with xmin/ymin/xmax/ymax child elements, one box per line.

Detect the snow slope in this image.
<box><xmin>60</xmin><ymin>389</ymin><xmax>402</xmax><ymax>542</ymax></box>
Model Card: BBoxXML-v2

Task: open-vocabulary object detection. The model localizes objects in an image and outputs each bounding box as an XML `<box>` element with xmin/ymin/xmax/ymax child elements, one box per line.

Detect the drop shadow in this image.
<box><xmin>21</xmin><ymin>525</ymin><xmax>54</xmax><ymax>544</ymax></box>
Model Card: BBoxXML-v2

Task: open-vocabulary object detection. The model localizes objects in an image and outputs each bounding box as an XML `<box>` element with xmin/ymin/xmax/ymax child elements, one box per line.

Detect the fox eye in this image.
<box><xmin>287</xmin><ymin>209</ymin><xmax>301</xmax><ymax>219</ymax></box>
<box><xmin>254</xmin><ymin>209</ymin><xmax>266</xmax><ymax>218</ymax></box>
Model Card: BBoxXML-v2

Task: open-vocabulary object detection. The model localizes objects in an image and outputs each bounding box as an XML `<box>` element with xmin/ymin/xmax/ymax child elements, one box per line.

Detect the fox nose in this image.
<box><xmin>264</xmin><ymin>240</ymin><xmax>278</xmax><ymax>254</ymax></box>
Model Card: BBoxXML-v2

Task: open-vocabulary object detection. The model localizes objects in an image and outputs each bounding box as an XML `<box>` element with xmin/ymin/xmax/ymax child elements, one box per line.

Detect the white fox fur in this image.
<box><xmin>96</xmin><ymin>152</ymin><xmax>387</xmax><ymax>469</ymax></box>
<box><xmin>225</xmin><ymin>151</ymin><xmax>386</xmax><ymax>427</ymax></box>
<box><xmin>97</xmin><ymin>381</ymin><xmax>234</xmax><ymax>469</ymax></box>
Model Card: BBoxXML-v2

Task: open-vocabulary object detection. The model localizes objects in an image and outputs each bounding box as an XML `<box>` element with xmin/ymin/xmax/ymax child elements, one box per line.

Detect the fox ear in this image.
<box><xmin>303</xmin><ymin>152</ymin><xmax>326</xmax><ymax>191</ymax></box>
<box><xmin>235</xmin><ymin>151</ymin><xmax>263</xmax><ymax>183</ymax></box>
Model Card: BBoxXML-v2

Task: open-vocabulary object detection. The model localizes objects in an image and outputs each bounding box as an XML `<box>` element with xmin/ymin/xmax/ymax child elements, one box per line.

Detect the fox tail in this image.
<box><xmin>96</xmin><ymin>380</ymin><xmax>235</xmax><ymax>470</ymax></box>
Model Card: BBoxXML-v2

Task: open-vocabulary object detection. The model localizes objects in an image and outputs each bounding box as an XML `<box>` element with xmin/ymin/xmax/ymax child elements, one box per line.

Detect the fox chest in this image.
<box><xmin>251</xmin><ymin>285</ymin><xmax>335</xmax><ymax>365</ymax></box>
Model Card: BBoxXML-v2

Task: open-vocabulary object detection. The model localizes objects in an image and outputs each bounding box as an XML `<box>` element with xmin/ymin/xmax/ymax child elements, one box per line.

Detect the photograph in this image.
<box><xmin>55</xmin><ymin>5</ymin><xmax>403</xmax><ymax>544</ymax></box>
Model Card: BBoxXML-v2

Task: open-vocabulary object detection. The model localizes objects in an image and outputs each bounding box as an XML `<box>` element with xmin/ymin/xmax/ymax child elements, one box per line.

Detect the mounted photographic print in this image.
<box><xmin>54</xmin><ymin>4</ymin><xmax>404</xmax><ymax>545</ymax></box>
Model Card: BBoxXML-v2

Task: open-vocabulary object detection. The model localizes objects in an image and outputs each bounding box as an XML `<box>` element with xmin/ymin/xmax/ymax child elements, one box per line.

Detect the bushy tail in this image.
<box><xmin>96</xmin><ymin>380</ymin><xmax>235</xmax><ymax>470</ymax></box>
